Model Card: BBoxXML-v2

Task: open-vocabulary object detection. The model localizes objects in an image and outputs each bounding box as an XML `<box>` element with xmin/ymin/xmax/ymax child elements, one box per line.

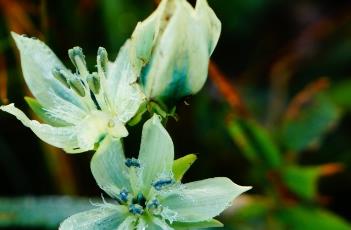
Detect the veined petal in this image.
<box><xmin>141</xmin><ymin>0</ymin><xmax>210</xmax><ymax>100</ymax></box>
<box><xmin>11</xmin><ymin>32</ymin><xmax>87</xmax><ymax>111</ymax></box>
<box><xmin>91</xmin><ymin>136</ymin><xmax>131</xmax><ymax>198</ymax></box>
<box><xmin>117</xmin><ymin>216</ymin><xmax>136</xmax><ymax>230</ymax></box>
<box><xmin>105</xmin><ymin>41</ymin><xmax>144</xmax><ymax>121</ymax></box>
<box><xmin>59</xmin><ymin>206</ymin><xmax>128</xmax><ymax>230</ymax></box>
<box><xmin>138</xmin><ymin>115</ymin><xmax>174</xmax><ymax>194</ymax></box>
<box><xmin>160</xmin><ymin>177</ymin><xmax>251</xmax><ymax>222</ymax></box>
<box><xmin>1</xmin><ymin>104</ymin><xmax>78</xmax><ymax>150</ymax></box>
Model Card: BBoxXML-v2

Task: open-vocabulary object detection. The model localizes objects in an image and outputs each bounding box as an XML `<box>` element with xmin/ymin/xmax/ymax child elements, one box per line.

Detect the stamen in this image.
<box><xmin>87</xmin><ymin>72</ymin><xmax>100</xmax><ymax>94</ymax></box>
<box><xmin>52</xmin><ymin>68</ymin><xmax>70</xmax><ymax>88</ymax></box>
<box><xmin>152</xmin><ymin>178</ymin><xmax>174</xmax><ymax>191</ymax></box>
<box><xmin>68</xmin><ymin>46</ymin><xmax>89</xmax><ymax>77</ymax></box>
<box><xmin>125</xmin><ymin>158</ymin><xmax>141</xmax><ymax>168</ymax></box>
<box><xmin>129</xmin><ymin>204</ymin><xmax>144</xmax><ymax>215</ymax></box>
<box><xmin>68</xmin><ymin>77</ymin><xmax>86</xmax><ymax>97</ymax></box>
<box><xmin>147</xmin><ymin>198</ymin><xmax>160</xmax><ymax>210</ymax></box>
<box><xmin>118</xmin><ymin>189</ymin><xmax>129</xmax><ymax>203</ymax></box>
<box><xmin>97</xmin><ymin>47</ymin><xmax>108</xmax><ymax>73</ymax></box>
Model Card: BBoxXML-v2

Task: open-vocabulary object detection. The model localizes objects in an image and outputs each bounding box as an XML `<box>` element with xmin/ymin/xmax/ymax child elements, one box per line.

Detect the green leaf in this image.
<box><xmin>228</xmin><ymin>119</ymin><xmax>281</xmax><ymax>168</ymax></box>
<box><xmin>329</xmin><ymin>79</ymin><xmax>351</xmax><ymax>110</ymax></box>
<box><xmin>277</xmin><ymin>206</ymin><xmax>351</xmax><ymax>230</ymax></box>
<box><xmin>281</xmin><ymin>94</ymin><xmax>341</xmax><ymax>152</ymax></box>
<box><xmin>281</xmin><ymin>166</ymin><xmax>321</xmax><ymax>200</ymax></box>
<box><xmin>25</xmin><ymin>97</ymin><xmax>67</xmax><ymax>126</ymax></box>
<box><xmin>171</xmin><ymin>219</ymin><xmax>223</xmax><ymax>229</ymax></box>
<box><xmin>172</xmin><ymin>154</ymin><xmax>197</xmax><ymax>181</ymax></box>
<box><xmin>233</xmin><ymin>198</ymin><xmax>270</xmax><ymax>221</ymax></box>
<box><xmin>0</xmin><ymin>196</ymin><xmax>99</xmax><ymax>228</ymax></box>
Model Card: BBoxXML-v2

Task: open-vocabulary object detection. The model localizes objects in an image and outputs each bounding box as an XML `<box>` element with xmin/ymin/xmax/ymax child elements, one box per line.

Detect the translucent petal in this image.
<box><xmin>1</xmin><ymin>104</ymin><xmax>79</xmax><ymax>150</ymax></box>
<box><xmin>129</xmin><ymin>0</ymin><xmax>168</xmax><ymax>71</ymax></box>
<box><xmin>75</xmin><ymin>111</ymin><xmax>128</xmax><ymax>151</ymax></box>
<box><xmin>160</xmin><ymin>177</ymin><xmax>251</xmax><ymax>222</ymax></box>
<box><xmin>117</xmin><ymin>216</ymin><xmax>136</xmax><ymax>230</ymax></box>
<box><xmin>59</xmin><ymin>206</ymin><xmax>128</xmax><ymax>230</ymax></box>
<box><xmin>91</xmin><ymin>136</ymin><xmax>131</xmax><ymax>198</ymax></box>
<box><xmin>195</xmin><ymin>0</ymin><xmax>222</xmax><ymax>55</ymax></box>
<box><xmin>138</xmin><ymin>115</ymin><xmax>174</xmax><ymax>194</ymax></box>
<box><xmin>11</xmin><ymin>32</ymin><xmax>86</xmax><ymax>111</ymax></box>
<box><xmin>105</xmin><ymin>41</ymin><xmax>144</xmax><ymax>122</ymax></box>
<box><xmin>141</xmin><ymin>0</ymin><xmax>221</xmax><ymax>99</ymax></box>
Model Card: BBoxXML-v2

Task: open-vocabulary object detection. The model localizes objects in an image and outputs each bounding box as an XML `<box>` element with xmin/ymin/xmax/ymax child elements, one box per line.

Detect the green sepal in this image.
<box><xmin>172</xmin><ymin>154</ymin><xmax>197</xmax><ymax>181</ymax></box>
<box><xmin>171</xmin><ymin>219</ymin><xmax>223</xmax><ymax>229</ymax></box>
<box><xmin>128</xmin><ymin>102</ymin><xmax>147</xmax><ymax>126</ymax></box>
<box><xmin>24</xmin><ymin>97</ymin><xmax>67</xmax><ymax>126</ymax></box>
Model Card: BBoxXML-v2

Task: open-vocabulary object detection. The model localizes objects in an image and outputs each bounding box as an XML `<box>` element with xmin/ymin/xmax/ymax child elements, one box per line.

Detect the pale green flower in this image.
<box><xmin>130</xmin><ymin>0</ymin><xmax>221</xmax><ymax>103</ymax></box>
<box><xmin>60</xmin><ymin>115</ymin><xmax>250</xmax><ymax>229</ymax></box>
<box><xmin>0</xmin><ymin>33</ymin><xmax>144</xmax><ymax>153</ymax></box>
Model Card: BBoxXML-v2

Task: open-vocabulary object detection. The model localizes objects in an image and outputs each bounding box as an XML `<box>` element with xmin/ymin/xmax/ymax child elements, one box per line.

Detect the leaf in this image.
<box><xmin>172</xmin><ymin>154</ymin><xmax>197</xmax><ymax>181</ymax></box>
<box><xmin>329</xmin><ymin>79</ymin><xmax>351</xmax><ymax>110</ymax></box>
<box><xmin>281</xmin><ymin>166</ymin><xmax>321</xmax><ymax>200</ymax></box>
<box><xmin>171</xmin><ymin>219</ymin><xmax>223</xmax><ymax>229</ymax></box>
<box><xmin>281</xmin><ymin>94</ymin><xmax>341</xmax><ymax>152</ymax></box>
<box><xmin>0</xmin><ymin>196</ymin><xmax>99</xmax><ymax>229</ymax></box>
<box><xmin>276</xmin><ymin>206</ymin><xmax>351</xmax><ymax>230</ymax></box>
<box><xmin>228</xmin><ymin>118</ymin><xmax>281</xmax><ymax>168</ymax></box>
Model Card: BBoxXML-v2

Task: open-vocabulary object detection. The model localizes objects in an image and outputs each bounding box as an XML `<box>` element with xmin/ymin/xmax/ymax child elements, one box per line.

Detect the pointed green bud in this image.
<box><xmin>68</xmin><ymin>77</ymin><xmax>86</xmax><ymax>97</ymax></box>
<box><xmin>87</xmin><ymin>72</ymin><xmax>100</xmax><ymax>94</ymax></box>
<box><xmin>68</xmin><ymin>46</ymin><xmax>89</xmax><ymax>77</ymax></box>
<box><xmin>97</xmin><ymin>47</ymin><xmax>108</xmax><ymax>73</ymax></box>
<box><xmin>52</xmin><ymin>67</ymin><xmax>70</xmax><ymax>88</ymax></box>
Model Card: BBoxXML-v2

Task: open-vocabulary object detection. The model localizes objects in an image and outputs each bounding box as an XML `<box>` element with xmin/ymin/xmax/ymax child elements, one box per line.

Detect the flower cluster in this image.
<box><xmin>1</xmin><ymin>0</ymin><xmax>251</xmax><ymax>229</ymax></box>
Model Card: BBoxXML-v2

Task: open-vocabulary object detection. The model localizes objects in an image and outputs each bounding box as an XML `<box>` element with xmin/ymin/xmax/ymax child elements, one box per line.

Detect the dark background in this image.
<box><xmin>1</xmin><ymin>0</ymin><xmax>351</xmax><ymax>229</ymax></box>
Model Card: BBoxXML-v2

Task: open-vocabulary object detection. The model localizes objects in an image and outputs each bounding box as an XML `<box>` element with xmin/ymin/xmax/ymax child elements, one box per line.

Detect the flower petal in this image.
<box><xmin>59</xmin><ymin>206</ymin><xmax>128</xmax><ymax>230</ymax></box>
<box><xmin>11</xmin><ymin>32</ymin><xmax>86</xmax><ymax>111</ymax></box>
<box><xmin>0</xmin><ymin>104</ymin><xmax>79</xmax><ymax>150</ymax></box>
<box><xmin>195</xmin><ymin>0</ymin><xmax>222</xmax><ymax>55</ymax></box>
<box><xmin>117</xmin><ymin>216</ymin><xmax>136</xmax><ymax>230</ymax></box>
<box><xmin>140</xmin><ymin>0</ymin><xmax>221</xmax><ymax>100</ymax></box>
<box><xmin>160</xmin><ymin>177</ymin><xmax>251</xmax><ymax>222</ymax></box>
<box><xmin>138</xmin><ymin>115</ymin><xmax>174</xmax><ymax>194</ymax></box>
<box><xmin>91</xmin><ymin>136</ymin><xmax>131</xmax><ymax>198</ymax></box>
<box><xmin>75</xmin><ymin>111</ymin><xmax>128</xmax><ymax>151</ymax></box>
<box><xmin>129</xmin><ymin>0</ymin><xmax>168</xmax><ymax>71</ymax></box>
<box><xmin>105</xmin><ymin>41</ymin><xmax>144</xmax><ymax>123</ymax></box>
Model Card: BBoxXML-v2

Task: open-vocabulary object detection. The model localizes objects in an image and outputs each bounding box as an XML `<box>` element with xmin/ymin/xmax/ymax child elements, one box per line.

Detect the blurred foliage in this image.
<box><xmin>1</xmin><ymin>0</ymin><xmax>351</xmax><ymax>229</ymax></box>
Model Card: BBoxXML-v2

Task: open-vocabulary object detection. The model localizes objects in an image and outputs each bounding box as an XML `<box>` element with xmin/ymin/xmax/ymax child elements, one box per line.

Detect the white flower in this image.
<box><xmin>0</xmin><ymin>33</ymin><xmax>144</xmax><ymax>153</ymax></box>
<box><xmin>130</xmin><ymin>0</ymin><xmax>221</xmax><ymax>103</ymax></box>
<box><xmin>59</xmin><ymin>115</ymin><xmax>251</xmax><ymax>229</ymax></box>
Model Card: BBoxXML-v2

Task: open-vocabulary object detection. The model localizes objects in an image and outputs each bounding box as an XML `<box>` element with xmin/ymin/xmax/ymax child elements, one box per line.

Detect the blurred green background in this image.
<box><xmin>1</xmin><ymin>0</ymin><xmax>351</xmax><ymax>229</ymax></box>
